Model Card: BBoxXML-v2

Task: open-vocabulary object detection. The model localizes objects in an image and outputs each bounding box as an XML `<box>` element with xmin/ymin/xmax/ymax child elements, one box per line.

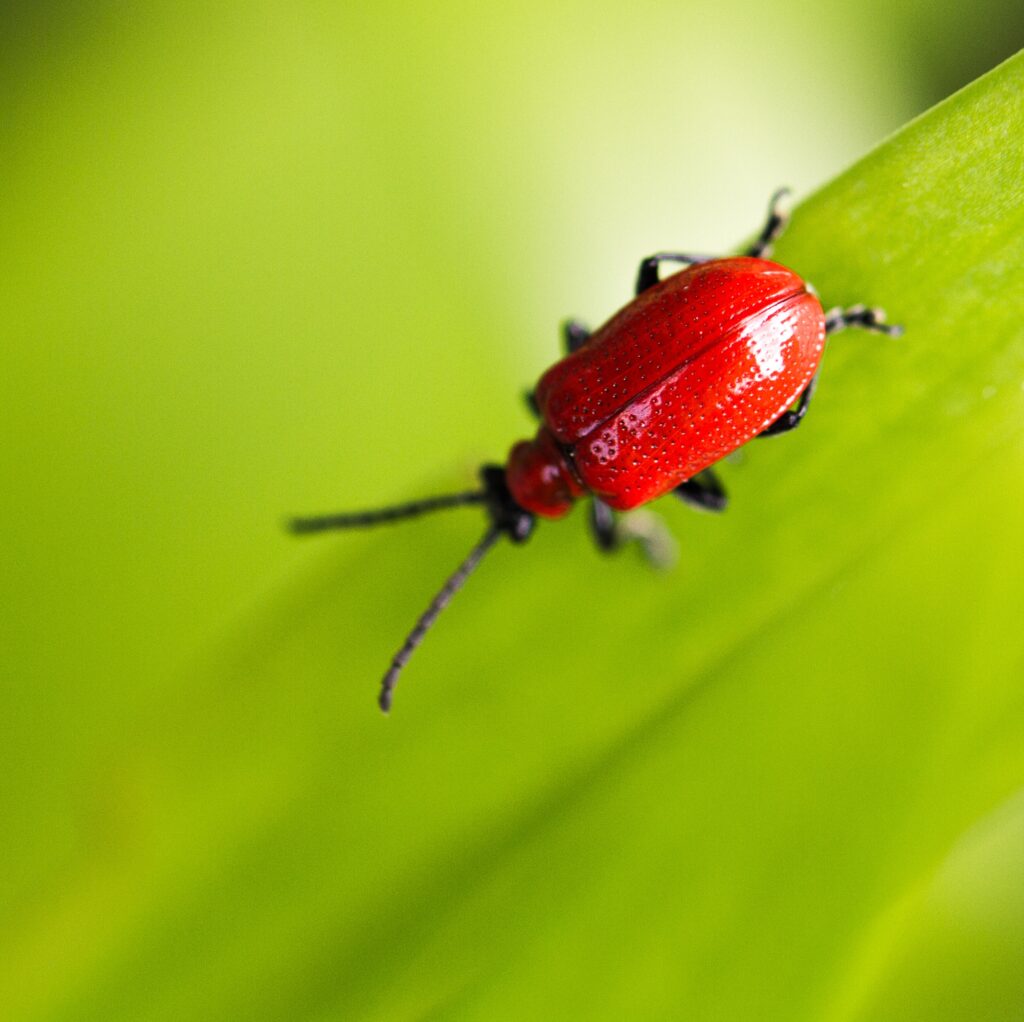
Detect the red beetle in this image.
<box><xmin>291</xmin><ymin>191</ymin><xmax>902</xmax><ymax>711</ymax></box>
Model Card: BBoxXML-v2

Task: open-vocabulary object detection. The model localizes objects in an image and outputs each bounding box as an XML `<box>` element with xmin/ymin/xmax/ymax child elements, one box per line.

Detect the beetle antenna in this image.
<box><xmin>288</xmin><ymin>489</ymin><xmax>487</xmax><ymax>533</ymax></box>
<box><xmin>379</xmin><ymin>525</ymin><xmax>502</xmax><ymax>713</ymax></box>
<box><xmin>288</xmin><ymin>465</ymin><xmax>533</xmax><ymax>710</ymax></box>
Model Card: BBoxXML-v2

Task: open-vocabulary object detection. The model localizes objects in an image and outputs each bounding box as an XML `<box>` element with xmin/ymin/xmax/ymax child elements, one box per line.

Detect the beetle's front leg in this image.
<box><xmin>635</xmin><ymin>253</ymin><xmax>712</xmax><ymax>295</ymax></box>
<box><xmin>636</xmin><ymin>189</ymin><xmax>790</xmax><ymax>294</ymax></box>
<box><xmin>746</xmin><ymin>188</ymin><xmax>792</xmax><ymax>259</ymax></box>
<box><xmin>588</xmin><ymin>498</ymin><xmax>677</xmax><ymax>568</ymax></box>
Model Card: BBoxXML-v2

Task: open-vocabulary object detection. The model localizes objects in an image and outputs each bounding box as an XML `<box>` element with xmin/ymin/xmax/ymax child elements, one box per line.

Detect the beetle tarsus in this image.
<box><xmin>825</xmin><ymin>304</ymin><xmax>903</xmax><ymax>336</ymax></box>
<box><xmin>621</xmin><ymin>510</ymin><xmax>678</xmax><ymax>569</ymax></box>
<box><xmin>747</xmin><ymin>187</ymin><xmax>792</xmax><ymax>259</ymax></box>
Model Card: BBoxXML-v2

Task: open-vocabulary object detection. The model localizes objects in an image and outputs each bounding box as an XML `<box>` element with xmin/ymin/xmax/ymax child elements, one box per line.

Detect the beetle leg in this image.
<box><xmin>673</xmin><ymin>468</ymin><xmax>728</xmax><ymax>512</ymax></box>
<box><xmin>589</xmin><ymin>497</ymin><xmax>618</xmax><ymax>551</ymax></box>
<box><xmin>759</xmin><ymin>306</ymin><xmax>902</xmax><ymax>437</ymax></box>
<box><xmin>589</xmin><ymin>498</ymin><xmax>677</xmax><ymax>568</ymax></box>
<box><xmin>824</xmin><ymin>304</ymin><xmax>904</xmax><ymax>337</ymax></box>
<box><xmin>759</xmin><ymin>373</ymin><xmax>818</xmax><ymax>437</ymax></box>
<box><xmin>562</xmin><ymin>319</ymin><xmax>591</xmax><ymax>353</ymax></box>
<box><xmin>635</xmin><ymin>253</ymin><xmax>711</xmax><ymax>295</ymax></box>
<box><xmin>746</xmin><ymin>188</ymin><xmax>792</xmax><ymax>259</ymax></box>
<box><xmin>524</xmin><ymin>320</ymin><xmax>593</xmax><ymax>416</ymax></box>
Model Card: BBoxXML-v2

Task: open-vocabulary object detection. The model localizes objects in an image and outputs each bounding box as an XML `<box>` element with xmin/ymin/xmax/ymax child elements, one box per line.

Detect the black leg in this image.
<box><xmin>673</xmin><ymin>468</ymin><xmax>728</xmax><ymax>512</ymax></box>
<box><xmin>759</xmin><ymin>374</ymin><xmax>818</xmax><ymax>438</ymax></box>
<box><xmin>635</xmin><ymin>188</ymin><xmax>792</xmax><ymax>295</ymax></box>
<box><xmin>758</xmin><ymin>304</ymin><xmax>902</xmax><ymax>438</ymax></box>
<box><xmin>587</xmin><ymin>498</ymin><xmax>677</xmax><ymax>567</ymax></box>
<box><xmin>635</xmin><ymin>253</ymin><xmax>711</xmax><ymax>295</ymax></box>
<box><xmin>563</xmin><ymin>319</ymin><xmax>591</xmax><ymax>353</ymax></box>
<box><xmin>746</xmin><ymin>188</ymin><xmax>792</xmax><ymax>259</ymax></box>
<box><xmin>825</xmin><ymin>304</ymin><xmax>904</xmax><ymax>337</ymax></box>
<box><xmin>526</xmin><ymin>319</ymin><xmax>593</xmax><ymax>415</ymax></box>
<box><xmin>589</xmin><ymin>497</ymin><xmax>618</xmax><ymax>551</ymax></box>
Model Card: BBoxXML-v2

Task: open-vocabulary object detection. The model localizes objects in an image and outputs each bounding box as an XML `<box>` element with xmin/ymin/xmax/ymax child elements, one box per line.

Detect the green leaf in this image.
<box><xmin>4</xmin><ymin>20</ymin><xmax>1023</xmax><ymax>1022</ymax></box>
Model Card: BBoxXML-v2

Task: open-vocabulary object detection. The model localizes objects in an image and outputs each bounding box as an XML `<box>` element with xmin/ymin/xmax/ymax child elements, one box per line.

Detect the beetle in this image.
<box><xmin>290</xmin><ymin>191</ymin><xmax>902</xmax><ymax>712</ymax></box>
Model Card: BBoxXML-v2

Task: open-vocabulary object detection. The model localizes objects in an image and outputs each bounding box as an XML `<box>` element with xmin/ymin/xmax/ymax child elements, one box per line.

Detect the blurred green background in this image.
<box><xmin>2</xmin><ymin>2</ymin><xmax>1023</xmax><ymax>1020</ymax></box>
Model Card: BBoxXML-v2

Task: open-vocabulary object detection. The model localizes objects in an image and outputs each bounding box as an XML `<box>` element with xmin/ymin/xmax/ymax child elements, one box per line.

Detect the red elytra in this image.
<box><xmin>506</xmin><ymin>257</ymin><xmax>824</xmax><ymax>517</ymax></box>
<box><xmin>290</xmin><ymin>192</ymin><xmax>901</xmax><ymax>711</ymax></box>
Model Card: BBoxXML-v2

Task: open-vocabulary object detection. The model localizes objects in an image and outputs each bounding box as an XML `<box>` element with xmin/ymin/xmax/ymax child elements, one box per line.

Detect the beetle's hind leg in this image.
<box><xmin>759</xmin><ymin>373</ymin><xmax>818</xmax><ymax>438</ymax></box>
<box><xmin>588</xmin><ymin>498</ymin><xmax>677</xmax><ymax>569</ymax></box>
<box><xmin>746</xmin><ymin>188</ymin><xmax>792</xmax><ymax>259</ymax></box>
<box><xmin>758</xmin><ymin>305</ymin><xmax>902</xmax><ymax>437</ymax></box>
